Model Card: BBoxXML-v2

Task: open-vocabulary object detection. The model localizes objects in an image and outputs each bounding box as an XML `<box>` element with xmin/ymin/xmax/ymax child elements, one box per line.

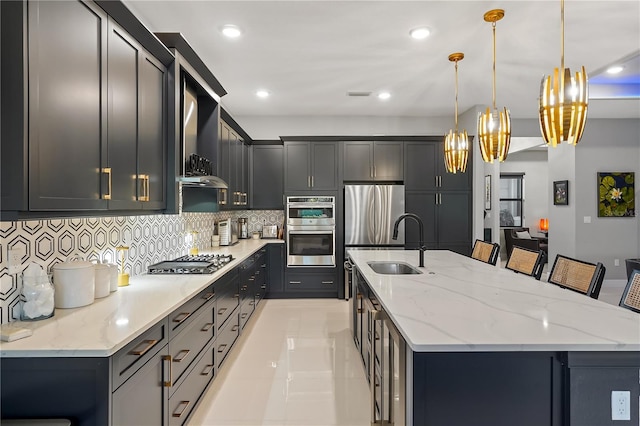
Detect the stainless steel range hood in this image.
<box><xmin>178</xmin><ymin>175</ymin><xmax>228</xmax><ymax>188</ymax></box>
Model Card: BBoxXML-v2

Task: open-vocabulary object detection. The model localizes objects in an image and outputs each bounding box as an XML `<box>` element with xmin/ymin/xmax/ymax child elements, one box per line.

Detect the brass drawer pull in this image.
<box><xmin>241</xmin><ymin>313</ymin><xmax>248</xmax><ymax>319</ymax></box>
<box><xmin>231</xmin><ymin>325</ymin><xmax>239</xmax><ymax>332</ymax></box>
<box><xmin>234</xmin><ymin>293</ymin><xmax>240</xmax><ymax>298</ymax></box>
<box><xmin>102</xmin><ymin>167</ymin><xmax>112</xmax><ymax>200</ymax></box>
<box><xmin>201</xmin><ymin>322</ymin><xmax>214</xmax><ymax>332</ymax></box>
<box><xmin>173</xmin><ymin>312</ymin><xmax>191</xmax><ymax>324</ymax></box>
<box><xmin>129</xmin><ymin>339</ymin><xmax>158</xmax><ymax>356</ymax></box>
<box><xmin>289</xmin><ymin>281</ymin><xmax>301</xmax><ymax>284</ymax></box>
<box><xmin>249</xmin><ymin>301</ymin><xmax>255</xmax><ymax>306</ymax></box>
<box><xmin>218</xmin><ymin>307</ymin><xmax>228</xmax><ymax>315</ymax></box>
<box><xmin>172</xmin><ymin>400</ymin><xmax>190</xmax><ymax>418</ymax></box>
<box><xmin>174</xmin><ymin>349</ymin><xmax>190</xmax><ymax>363</ymax></box>
<box><xmin>201</xmin><ymin>364</ymin><xmax>214</xmax><ymax>376</ymax></box>
<box><xmin>202</xmin><ymin>292</ymin><xmax>215</xmax><ymax>301</ymax></box>
<box><xmin>162</xmin><ymin>355</ymin><xmax>172</xmax><ymax>387</ymax></box>
<box><xmin>217</xmin><ymin>344</ymin><xmax>228</xmax><ymax>353</ymax></box>
<box><xmin>260</xmin><ymin>285</ymin><xmax>267</xmax><ymax>290</ymax></box>
<box><xmin>321</xmin><ymin>281</ymin><xmax>334</xmax><ymax>285</ymax></box>
<box><xmin>357</xmin><ymin>308</ymin><xmax>364</xmax><ymax>314</ymax></box>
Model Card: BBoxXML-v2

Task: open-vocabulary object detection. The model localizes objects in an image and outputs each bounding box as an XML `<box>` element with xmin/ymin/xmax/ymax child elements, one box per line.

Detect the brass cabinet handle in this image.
<box><xmin>138</xmin><ymin>174</ymin><xmax>150</xmax><ymax>201</ymax></box>
<box><xmin>374</xmin><ymin>166</ymin><xmax>376</xmax><ymax>178</ymax></box>
<box><xmin>241</xmin><ymin>313</ymin><xmax>248</xmax><ymax>319</ymax></box>
<box><xmin>162</xmin><ymin>355</ymin><xmax>172</xmax><ymax>387</ymax></box>
<box><xmin>173</xmin><ymin>312</ymin><xmax>191</xmax><ymax>324</ymax></box>
<box><xmin>218</xmin><ymin>307</ymin><xmax>228</xmax><ymax>315</ymax></box>
<box><xmin>231</xmin><ymin>325</ymin><xmax>239</xmax><ymax>332</ymax></box>
<box><xmin>217</xmin><ymin>344</ymin><xmax>227</xmax><ymax>353</ymax></box>
<box><xmin>311</xmin><ymin>175</ymin><xmax>314</xmax><ymax>187</ymax></box>
<box><xmin>202</xmin><ymin>292</ymin><xmax>215</xmax><ymax>301</ymax></box>
<box><xmin>172</xmin><ymin>401</ymin><xmax>190</xmax><ymax>418</ymax></box>
<box><xmin>173</xmin><ymin>349</ymin><xmax>190</xmax><ymax>363</ymax></box>
<box><xmin>102</xmin><ymin>167</ymin><xmax>112</xmax><ymax>200</ymax></box>
<box><xmin>234</xmin><ymin>293</ymin><xmax>240</xmax><ymax>298</ymax></box>
<box><xmin>129</xmin><ymin>339</ymin><xmax>158</xmax><ymax>356</ymax></box>
<box><xmin>357</xmin><ymin>293</ymin><xmax>363</xmax><ymax>299</ymax></box>
<box><xmin>249</xmin><ymin>300</ymin><xmax>255</xmax><ymax>306</ymax></box>
<box><xmin>201</xmin><ymin>364</ymin><xmax>214</xmax><ymax>376</ymax></box>
<box><xmin>201</xmin><ymin>322</ymin><xmax>214</xmax><ymax>332</ymax></box>
<box><xmin>219</xmin><ymin>188</ymin><xmax>227</xmax><ymax>205</ymax></box>
<box><xmin>357</xmin><ymin>308</ymin><xmax>364</xmax><ymax>314</ymax></box>
<box><xmin>261</xmin><ymin>263</ymin><xmax>267</xmax><ymax>268</ymax></box>
<box><xmin>260</xmin><ymin>285</ymin><xmax>266</xmax><ymax>290</ymax></box>
<box><xmin>289</xmin><ymin>281</ymin><xmax>301</xmax><ymax>284</ymax></box>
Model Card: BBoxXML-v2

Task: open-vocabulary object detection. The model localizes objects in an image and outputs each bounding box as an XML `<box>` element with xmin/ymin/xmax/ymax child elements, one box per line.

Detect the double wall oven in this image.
<box><xmin>286</xmin><ymin>196</ymin><xmax>335</xmax><ymax>267</ymax></box>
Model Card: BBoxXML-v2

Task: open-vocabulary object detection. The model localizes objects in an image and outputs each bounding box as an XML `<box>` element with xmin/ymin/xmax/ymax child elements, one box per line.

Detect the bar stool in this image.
<box><xmin>470</xmin><ymin>240</ymin><xmax>500</xmax><ymax>266</ymax></box>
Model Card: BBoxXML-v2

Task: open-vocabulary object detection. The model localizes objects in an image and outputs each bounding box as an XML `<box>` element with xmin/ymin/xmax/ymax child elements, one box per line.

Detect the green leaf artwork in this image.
<box><xmin>598</xmin><ymin>172</ymin><xmax>635</xmax><ymax>217</ymax></box>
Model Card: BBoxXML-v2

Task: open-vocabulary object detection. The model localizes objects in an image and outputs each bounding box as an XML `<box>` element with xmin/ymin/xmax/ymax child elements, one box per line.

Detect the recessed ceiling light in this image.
<box><xmin>409</xmin><ymin>27</ymin><xmax>430</xmax><ymax>40</ymax></box>
<box><xmin>378</xmin><ymin>92</ymin><xmax>391</xmax><ymax>100</ymax></box>
<box><xmin>221</xmin><ymin>25</ymin><xmax>242</xmax><ymax>38</ymax></box>
<box><xmin>606</xmin><ymin>65</ymin><xmax>624</xmax><ymax>74</ymax></box>
<box><xmin>256</xmin><ymin>90</ymin><xmax>270</xmax><ymax>98</ymax></box>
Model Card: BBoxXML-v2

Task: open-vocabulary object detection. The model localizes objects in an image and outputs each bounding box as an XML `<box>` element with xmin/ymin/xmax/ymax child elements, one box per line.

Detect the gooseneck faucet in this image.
<box><xmin>392</xmin><ymin>213</ymin><xmax>425</xmax><ymax>267</ymax></box>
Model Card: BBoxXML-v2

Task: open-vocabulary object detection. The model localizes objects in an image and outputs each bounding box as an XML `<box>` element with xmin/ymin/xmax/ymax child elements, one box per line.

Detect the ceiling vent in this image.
<box><xmin>347</xmin><ymin>91</ymin><xmax>372</xmax><ymax>97</ymax></box>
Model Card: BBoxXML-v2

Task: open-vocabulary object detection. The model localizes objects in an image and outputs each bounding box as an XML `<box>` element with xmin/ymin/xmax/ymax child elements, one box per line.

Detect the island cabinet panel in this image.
<box><xmin>251</xmin><ymin>145</ymin><xmax>284</xmax><ymax>209</ymax></box>
<box><xmin>343</xmin><ymin>141</ymin><xmax>403</xmax><ymax>182</ymax></box>
<box><xmin>267</xmin><ymin>243</ymin><xmax>285</xmax><ymax>297</ymax></box>
<box><xmin>284</xmin><ymin>141</ymin><xmax>338</xmax><ymax>192</ymax></box>
<box><xmin>411</xmin><ymin>352</ymin><xmax>563</xmax><ymax>426</ymax></box>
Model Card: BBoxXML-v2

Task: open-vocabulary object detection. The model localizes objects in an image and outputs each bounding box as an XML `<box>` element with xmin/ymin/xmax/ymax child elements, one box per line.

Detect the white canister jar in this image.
<box><xmin>93</xmin><ymin>262</ymin><xmax>111</xmax><ymax>298</ymax></box>
<box><xmin>51</xmin><ymin>255</ymin><xmax>95</xmax><ymax>308</ymax></box>
<box><xmin>107</xmin><ymin>263</ymin><xmax>119</xmax><ymax>292</ymax></box>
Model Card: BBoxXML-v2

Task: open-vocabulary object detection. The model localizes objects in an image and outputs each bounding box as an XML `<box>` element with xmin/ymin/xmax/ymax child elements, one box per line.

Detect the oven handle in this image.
<box><xmin>287</xmin><ymin>203</ymin><xmax>335</xmax><ymax>209</ymax></box>
<box><xmin>288</xmin><ymin>230</ymin><xmax>334</xmax><ymax>235</ymax></box>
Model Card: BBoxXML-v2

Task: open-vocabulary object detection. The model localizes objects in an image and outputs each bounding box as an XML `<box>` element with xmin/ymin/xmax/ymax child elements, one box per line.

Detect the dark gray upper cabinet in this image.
<box><xmin>405</xmin><ymin>140</ymin><xmax>471</xmax><ymax>191</ymax></box>
<box><xmin>284</xmin><ymin>141</ymin><xmax>338</xmax><ymax>192</ymax></box>
<box><xmin>218</xmin><ymin>119</ymin><xmax>248</xmax><ymax>209</ymax></box>
<box><xmin>27</xmin><ymin>0</ymin><xmax>109</xmax><ymax>211</ymax></box>
<box><xmin>343</xmin><ymin>141</ymin><xmax>403</xmax><ymax>181</ymax></box>
<box><xmin>0</xmin><ymin>0</ymin><xmax>171</xmax><ymax>218</ymax></box>
<box><xmin>251</xmin><ymin>145</ymin><xmax>284</xmax><ymax>209</ymax></box>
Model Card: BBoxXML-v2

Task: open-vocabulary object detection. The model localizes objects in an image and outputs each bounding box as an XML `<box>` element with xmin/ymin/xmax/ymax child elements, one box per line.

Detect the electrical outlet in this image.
<box><xmin>614</xmin><ymin>259</ymin><xmax>620</xmax><ymax>267</ymax></box>
<box><xmin>611</xmin><ymin>390</ymin><xmax>630</xmax><ymax>421</ymax></box>
<box><xmin>8</xmin><ymin>248</ymin><xmax>26</xmax><ymax>275</ymax></box>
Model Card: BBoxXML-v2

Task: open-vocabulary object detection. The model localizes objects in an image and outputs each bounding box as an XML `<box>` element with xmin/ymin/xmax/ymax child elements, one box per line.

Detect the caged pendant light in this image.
<box><xmin>478</xmin><ymin>9</ymin><xmax>511</xmax><ymax>163</ymax></box>
<box><xmin>444</xmin><ymin>53</ymin><xmax>469</xmax><ymax>174</ymax></box>
<box><xmin>539</xmin><ymin>0</ymin><xmax>588</xmax><ymax>147</ymax></box>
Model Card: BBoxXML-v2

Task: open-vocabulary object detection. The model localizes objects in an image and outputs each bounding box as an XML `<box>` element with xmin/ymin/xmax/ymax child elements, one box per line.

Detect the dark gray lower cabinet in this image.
<box><xmin>267</xmin><ymin>244</ymin><xmax>285</xmax><ymax>297</ymax></box>
<box><xmin>285</xmin><ymin>270</ymin><xmax>337</xmax><ymax>297</ymax></box>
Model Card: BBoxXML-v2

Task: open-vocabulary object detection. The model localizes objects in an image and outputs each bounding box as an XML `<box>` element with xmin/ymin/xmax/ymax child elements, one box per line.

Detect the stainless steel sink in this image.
<box><xmin>367</xmin><ymin>261</ymin><xmax>423</xmax><ymax>275</ymax></box>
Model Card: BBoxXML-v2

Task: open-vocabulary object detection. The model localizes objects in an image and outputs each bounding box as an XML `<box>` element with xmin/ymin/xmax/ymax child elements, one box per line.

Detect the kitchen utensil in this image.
<box><xmin>51</xmin><ymin>255</ymin><xmax>95</xmax><ymax>308</ymax></box>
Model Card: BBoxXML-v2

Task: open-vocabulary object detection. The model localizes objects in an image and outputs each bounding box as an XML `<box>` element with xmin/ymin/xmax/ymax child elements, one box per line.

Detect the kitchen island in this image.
<box><xmin>1</xmin><ymin>239</ymin><xmax>283</xmax><ymax>425</ymax></box>
<box><xmin>347</xmin><ymin>249</ymin><xmax>640</xmax><ymax>426</ymax></box>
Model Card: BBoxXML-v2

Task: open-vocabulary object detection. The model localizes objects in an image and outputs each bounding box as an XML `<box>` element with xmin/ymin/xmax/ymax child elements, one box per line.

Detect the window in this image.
<box><xmin>500</xmin><ymin>174</ymin><xmax>524</xmax><ymax>227</ymax></box>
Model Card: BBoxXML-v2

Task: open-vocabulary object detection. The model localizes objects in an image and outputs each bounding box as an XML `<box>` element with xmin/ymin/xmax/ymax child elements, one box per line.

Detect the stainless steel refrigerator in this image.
<box><xmin>344</xmin><ymin>185</ymin><xmax>405</xmax><ymax>247</ymax></box>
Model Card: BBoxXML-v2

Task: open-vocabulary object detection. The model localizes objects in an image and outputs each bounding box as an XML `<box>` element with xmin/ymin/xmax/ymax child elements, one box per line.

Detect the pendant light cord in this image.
<box><xmin>492</xmin><ymin>21</ymin><xmax>497</xmax><ymax>110</ymax></box>
<box><xmin>560</xmin><ymin>0</ymin><xmax>565</xmax><ymax>70</ymax></box>
<box><xmin>454</xmin><ymin>60</ymin><xmax>459</xmax><ymax>132</ymax></box>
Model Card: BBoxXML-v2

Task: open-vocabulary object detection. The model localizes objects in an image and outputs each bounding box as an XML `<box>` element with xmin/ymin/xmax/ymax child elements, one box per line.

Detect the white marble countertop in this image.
<box><xmin>347</xmin><ymin>249</ymin><xmax>640</xmax><ymax>352</ymax></box>
<box><xmin>0</xmin><ymin>240</ymin><xmax>283</xmax><ymax>358</ymax></box>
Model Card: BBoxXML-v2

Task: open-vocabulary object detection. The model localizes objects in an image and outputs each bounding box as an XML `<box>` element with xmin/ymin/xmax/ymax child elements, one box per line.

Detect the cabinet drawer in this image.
<box><xmin>240</xmin><ymin>299</ymin><xmax>254</xmax><ymax>330</ymax></box>
<box><xmin>168</xmin><ymin>339</ymin><xmax>216</xmax><ymax>426</ymax></box>
<box><xmin>168</xmin><ymin>283</ymin><xmax>216</xmax><ymax>338</ymax></box>
<box><xmin>217</xmin><ymin>312</ymin><xmax>240</xmax><ymax>369</ymax></box>
<box><xmin>169</xmin><ymin>303</ymin><xmax>215</xmax><ymax>394</ymax></box>
<box><xmin>286</xmin><ymin>274</ymin><xmax>337</xmax><ymax>291</ymax></box>
<box><xmin>113</xmin><ymin>318</ymin><xmax>169</xmax><ymax>390</ymax></box>
<box><xmin>216</xmin><ymin>282</ymin><xmax>239</xmax><ymax>330</ymax></box>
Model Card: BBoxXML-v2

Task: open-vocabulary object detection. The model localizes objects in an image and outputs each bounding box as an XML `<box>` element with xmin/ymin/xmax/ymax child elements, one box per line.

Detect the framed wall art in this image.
<box><xmin>553</xmin><ymin>180</ymin><xmax>568</xmax><ymax>205</ymax></box>
<box><xmin>598</xmin><ymin>172</ymin><xmax>635</xmax><ymax>217</ymax></box>
<box><xmin>484</xmin><ymin>175</ymin><xmax>491</xmax><ymax>210</ymax></box>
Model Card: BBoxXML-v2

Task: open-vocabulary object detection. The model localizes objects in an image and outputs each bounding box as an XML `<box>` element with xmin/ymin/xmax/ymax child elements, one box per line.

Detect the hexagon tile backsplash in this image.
<box><xmin>0</xmin><ymin>210</ymin><xmax>283</xmax><ymax>323</ymax></box>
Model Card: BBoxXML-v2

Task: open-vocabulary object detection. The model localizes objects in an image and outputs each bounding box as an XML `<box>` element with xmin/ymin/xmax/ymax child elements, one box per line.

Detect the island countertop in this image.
<box><xmin>347</xmin><ymin>249</ymin><xmax>640</xmax><ymax>353</ymax></box>
<box><xmin>0</xmin><ymin>240</ymin><xmax>283</xmax><ymax>358</ymax></box>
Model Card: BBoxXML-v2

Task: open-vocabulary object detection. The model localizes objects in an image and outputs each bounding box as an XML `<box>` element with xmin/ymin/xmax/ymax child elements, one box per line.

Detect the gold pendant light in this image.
<box><xmin>444</xmin><ymin>53</ymin><xmax>469</xmax><ymax>174</ymax></box>
<box><xmin>539</xmin><ymin>0</ymin><xmax>588</xmax><ymax>147</ymax></box>
<box><xmin>478</xmin><ymin>9</ymin><xmax>511</xmax><ymax>163</ymax></box>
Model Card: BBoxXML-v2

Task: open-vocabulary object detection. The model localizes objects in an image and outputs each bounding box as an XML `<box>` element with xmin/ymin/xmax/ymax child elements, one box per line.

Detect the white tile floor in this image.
<box><xmin>188</xmin><ymin>299</ymin><xmax>370</xmax><ymax>426</ymax></box>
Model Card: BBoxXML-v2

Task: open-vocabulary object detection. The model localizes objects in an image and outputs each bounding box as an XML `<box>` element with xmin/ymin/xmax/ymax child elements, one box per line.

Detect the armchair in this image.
<box><xmin>504</xmin><ymin>227</ymin><xmax>548</xmax><ymax>260</ymax></box>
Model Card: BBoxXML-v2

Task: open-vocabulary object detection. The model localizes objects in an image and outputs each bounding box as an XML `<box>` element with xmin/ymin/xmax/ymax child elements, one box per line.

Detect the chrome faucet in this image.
<box><xmin>392</xmin><ymin>213</ymin><xmax>425</xmax><ymax>267</ymax></box>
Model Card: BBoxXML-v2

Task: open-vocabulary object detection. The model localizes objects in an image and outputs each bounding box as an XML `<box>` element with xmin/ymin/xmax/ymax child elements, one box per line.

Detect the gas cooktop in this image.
<box><xmin>148</xmin><ymin>254</ymin><xmax>234</xmax><ymax>275</ymax></box>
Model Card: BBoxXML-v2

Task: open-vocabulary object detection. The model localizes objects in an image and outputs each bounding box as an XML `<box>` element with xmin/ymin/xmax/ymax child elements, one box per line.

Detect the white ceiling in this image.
<box><xmin>125</xmin><ymin>1</ymin><xmax>640</xmax><ymax>121</ymax></box>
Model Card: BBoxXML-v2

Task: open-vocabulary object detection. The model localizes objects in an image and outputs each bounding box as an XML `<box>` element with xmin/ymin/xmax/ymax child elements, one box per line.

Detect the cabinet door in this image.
<box><xmin>437</xmin><ymin>192</ymin><xmax>472</xmax><ymax>255</ymax></box>
<box><xmin>284</xmin><ymin>142</ymin><xmax>311</xmax><ymax>191</ymax></box>
<box><xmin>405</xmin><ymin>192</ymin><xmax>437</xmax><ymax>250</ymax></box>
<box><xmin>374</xmin><ymin>141</ymin><xmax>403</xmax><ymax>181</ymax></box>
<box><xmin>139</xmin><ymin>54</ymin><xmax>167</xmax><ymax>210</ymax></box>
<box><xmin>343</xmin><ymin>141</ymin><xmax>373</xmax><ymax>181</ymax></box>
<box><xmin>404</xmin><ymin>142</ymin><xmax>437</xmax><ymax>191</ymax></box>
<box><xmin>252</xmin><ymin>145</ymin><xmax>284</xmax><ymax>209</ymax></box>
<box><xmin>241</xmin><ymin>139</ymin><xmax>249</xmax><ymax>206</ymax></box>
<box><xmin>268</xmin><ymin>244</ymin><xmax>285</xmax><ymax>294</ymax></box>
<box><xmin>107</xmin><ymin>21</ymin><xmax>141</xmax><ymax>210</ymax></box>
<box><xmin>311</xmin><ymin>142</ymin><xmax>338</xmax><ymax>190</ymax></box>
<box><xmin>438</xmin><ymin>142</ymin><xmax>472</xmax><ymax>191</ymax></box>
<box><xmin>28</xmin><ymin>0</ymin><xmax>108</xmax><ymax>210</ymax></box>
<box><xmin>112</xmin><ymin>345</ymin><xmax>169</xmax><ymax>426</ymax></box>
<box><xmin>218</xmin><ymin>121</ymin><xmax>232</xmax><ymax>206</ymax></box>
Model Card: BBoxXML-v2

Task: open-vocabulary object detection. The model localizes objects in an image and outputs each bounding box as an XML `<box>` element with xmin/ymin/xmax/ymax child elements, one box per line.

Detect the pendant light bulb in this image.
<box><xmin>477</xmin><ymin>9</ymin><xmax>511</xmax><ymax>163</ymax></box>
<box><xmin>444</xmin><ymin>52</ymin><xmax>469</xmax><ymax>174</ymax></box>
<box><xmin>538</xmin><ymin>0</ymin><xmax>588</xmax><ymax>147</ymax></box>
